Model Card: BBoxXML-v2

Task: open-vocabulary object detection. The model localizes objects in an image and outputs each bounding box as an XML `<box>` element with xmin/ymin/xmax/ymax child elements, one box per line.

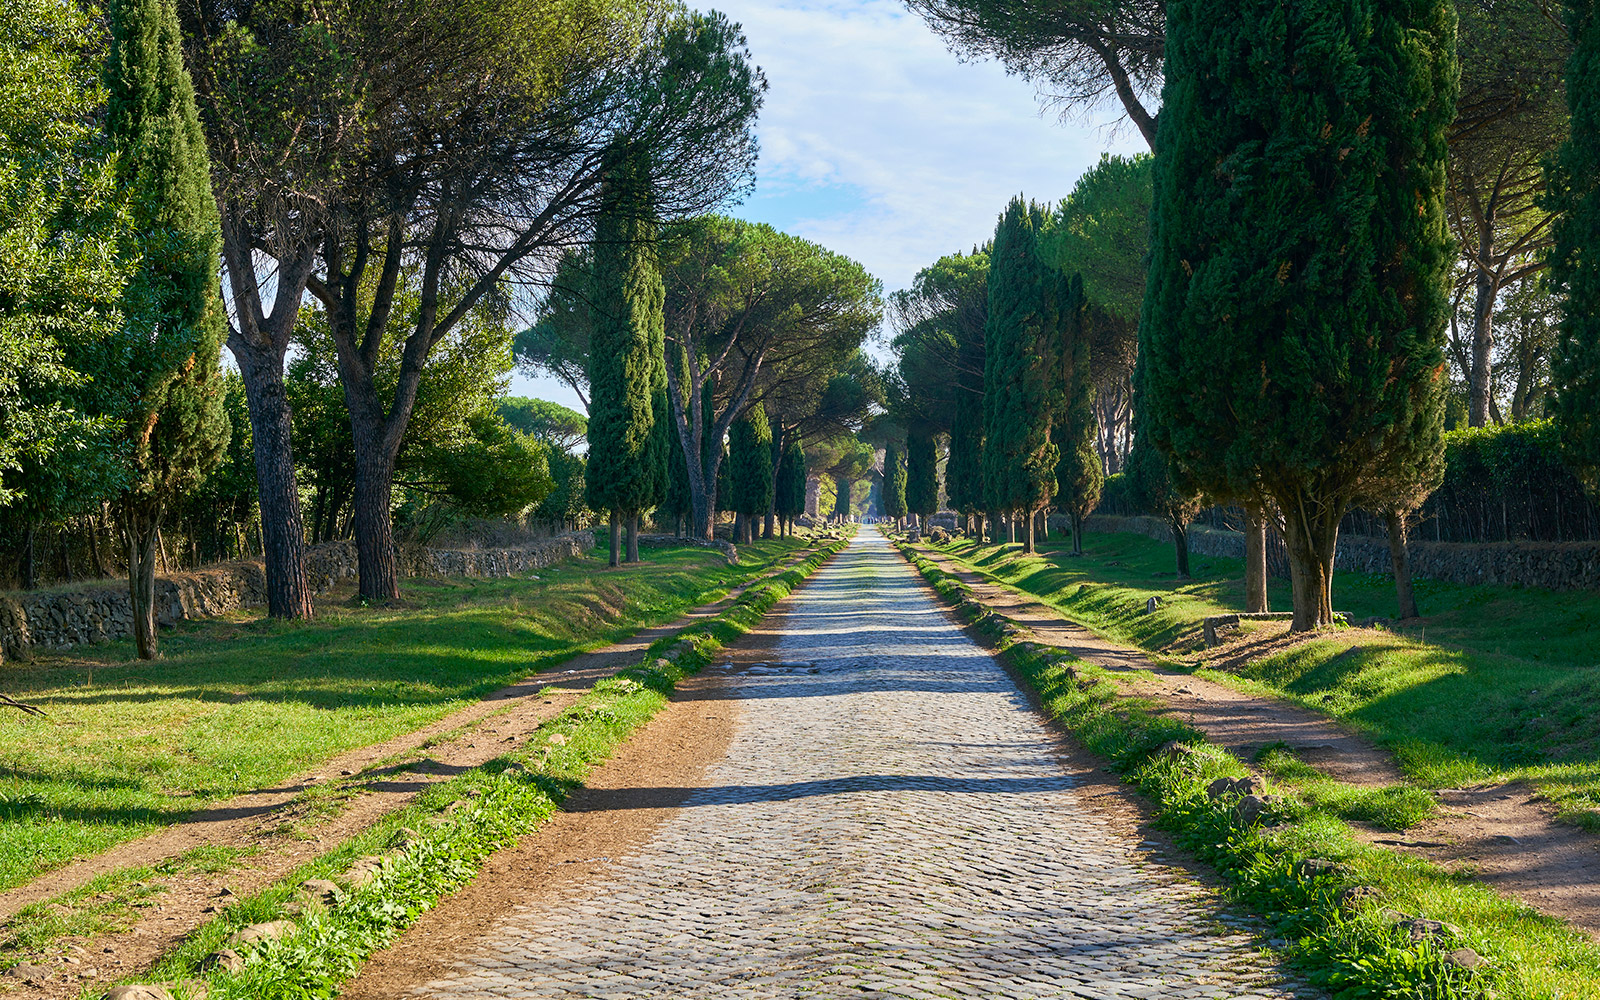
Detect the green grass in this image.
<box><xmin>0</xmin><ymin>538</ymin><xmax>810</xmax><ymax>893</ymax></box>
<box><xmin>114</xmin><ymin>532</ymin><xmax>853</xmax><ymax>1000</ymax></box>
<box><xmin>899</xmin><ymin>540</ymin><xmax>1600</xmax><ymax>1000</ymax></box>
<box><xmin>929</xmin><ymin>531</ymin><xmax>1600</xmax><ymax>823</ymax></box>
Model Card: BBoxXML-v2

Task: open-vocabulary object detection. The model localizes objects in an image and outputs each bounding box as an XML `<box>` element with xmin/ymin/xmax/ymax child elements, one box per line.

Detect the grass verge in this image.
<box><xmin>926</xmin><ymin>531</ymin><xmax>1600</xmax><ymax>828</ymax></box>
<box><xmin>0</xmin><ymin>538</ymin><xmax>811</xmax><ymax>893</ymax></box>
<box><xmin>898</xmin><ymin>538</ymin><xmax>1600</xmax><ymax>1000</ymax></box>
<box><xmin>102</xmin><ymin>530</ymin><xmax>853</xmax><ymax>1000</ymax></box>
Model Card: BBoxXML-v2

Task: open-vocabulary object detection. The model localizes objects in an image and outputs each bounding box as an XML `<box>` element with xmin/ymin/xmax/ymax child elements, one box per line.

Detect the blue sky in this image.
<box><xmin>510</xmin><ymin>0</ymin><xmax>1145</xmax><ymax>411</ymax></box>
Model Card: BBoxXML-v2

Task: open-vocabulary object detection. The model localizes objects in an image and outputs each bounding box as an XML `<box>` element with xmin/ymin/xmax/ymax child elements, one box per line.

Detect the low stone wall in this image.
<box><xmin>1082</xmin><ymin>514</ymin><xmax>1600</xmax><ymax>592</ymax></box>
<box><xmin>0</xmin><ymin>533</ymin><xmax>596</xmax><ymax>661</ymax></box>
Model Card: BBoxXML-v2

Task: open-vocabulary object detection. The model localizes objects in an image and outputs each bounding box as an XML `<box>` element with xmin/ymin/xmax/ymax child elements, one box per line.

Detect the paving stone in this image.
<box><xmin>413</xmin><ymin>535</ymin><xmax>1315</xmax><ymax>999</ymax></box>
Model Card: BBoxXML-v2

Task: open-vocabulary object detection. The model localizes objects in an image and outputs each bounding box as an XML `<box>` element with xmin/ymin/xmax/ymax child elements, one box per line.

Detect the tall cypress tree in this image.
<box><xmin>1140</xmin><ymin>0</ymin><xmax>1456</xmax><ymax>630</ymax></box>
<box><xmin>1054</xmin><ymin>274</ymin><xmax>1102</xmax><ymax>556</ymax></box>
<box><xmin>585</xmin><ymin>146</ymin><xmax>663</xmax><ymax>567</ymax></box>
<box><xmin>982</xmin><ymin>197</ymin><xmax>1060</xmax><ymax>553</ymax></box>
<box><xmin>1547</xmin><ymin>0</ymin><xmax>1600</xmax><ymax>492</ymax></box>
<box><xmin>905</xmin><ymin>429</ymin><xmax>938</xmax><ymax>529</ymax></box>
<box><xmin>105</xmin><ymin>0</ymin><xmax>229</xmax><ymax>658</ymax></box>
<box><xmin>882</xmin><ymin>440</ymin><xmax>908</xmax><ymax>526</ymax></box>
<box><xmin>774</xmin><ymin>438</ymin><xmax>807</xmax><ymax>535</ymax></box>
<box><xmin>727</xmin><ymin>403</ymin><xmax>773</xmax><ymax>543</ymax></box>
<box><xmin>946</xmin><ymin>390</ymin><xmax>984</xmax><ymax>534</ymax></box>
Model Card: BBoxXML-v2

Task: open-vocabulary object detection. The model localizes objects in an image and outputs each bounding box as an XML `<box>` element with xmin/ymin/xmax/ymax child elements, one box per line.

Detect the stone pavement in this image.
<box><xmin>414</xmin><ymin>533</ymin><xmax>1317</xmax><ymax>999</ymax></box>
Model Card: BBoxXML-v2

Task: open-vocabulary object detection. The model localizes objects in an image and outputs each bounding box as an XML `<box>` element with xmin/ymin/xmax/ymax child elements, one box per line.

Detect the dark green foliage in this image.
<box><xmin>1425</xmin><ymin>420</ymin><xmax>1600</xmax><ymax>541</ymax></box>
<box><xmin>1547</xmin><ymin>0</ymin><xmax>1600</xmax><ymax>492</ymax></box>
<box><xmin>585</xmin><ymin>147</ymin><xmax>665</xmax><ymax>522</ymax></box>
<box><xmin>946</xmin><ymin>390</ymin><xmax>985</xmax><ymax>517</ymax></box>
<box><xmin>775</xmin><ymin>439</ymin><xmax>807</xmax><ymax>523</ymax></box>
<box><xmin>1054</xmin><ymin>275</ymin><xmax>1102</xmax><ymax>554</ymax></box>
<box><xmin>1140</xmin><ymin>0</ymin><xmax>1457</xmax><ymax>626</ymax></box>
<box><xmin>105</xmin><ymin>0</ymin><xmax>230</xmax><ymax>657</ymax></box>
<box><xmin>409</xmin><ymin>412</ymin><xmax>554</xmax><ymax>524</ymax></box>
<box><xmin>983</xmin><ymin>197</ymin><xmax>1061</xmax><ymax>539</ymax></box>
<box><xmin>535</xmin><ymin>450</ymin><xmax>589</xmax><ymax>528</ymax></box>
<box><xmin>727</xmin><ymin>404</ymin><xmax>774</xmax><ymax>517</ymax></box>
<box><xmin>882</xmin><ymin>441</ymin><xmax>908</xmax><ymax>521</ymax></box>
<box><xmin>905</xmin><ymin>431</ymin><xmax>938</xmax><ymax>518</ymax></box>
<box><xmin>1096</xmin><ymin>472</ymin><xmax>1139</xmax><ymax>517</ymax></box>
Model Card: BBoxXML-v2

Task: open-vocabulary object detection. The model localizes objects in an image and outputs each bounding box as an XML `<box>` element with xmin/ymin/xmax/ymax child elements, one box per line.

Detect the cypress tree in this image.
<box><xmin>905</xmin><ymin>429</ymin><xmax>938</xmax><ymax>529</ymax></box>
<box><xmin>727</xmin><ymin>404</ymin><xmax>773</xmax><ymax>543</ymax></box>
<box><xmin>1054</xmin><ymin>274</ymin><xmax>1102</xmax><ymax>556</ymax></box>
<box><xmin>882</xmin><ymin>440</ymin><xmax>908</xmax><ymax>527</ymax></box>
<box><xmin>1547</xmin><ymin>0</ymin><xmax>1600</xmax><ymax>492</ymax></box>
<box><xmin>105</xmin><ymin>0</ymin><xmax>230</xmax><ymax>659</ymax></box>
<box><xmin>585</xmin><ymin>146</ymin><xmax>663</xmax><ymax>567</ymax></box>
<box><xmin>774</xmin><ymin>438</ymin><xmax>807</xmax><ymax>535</ymax></box>
<box><xmin>1140</xmin><ymin>0</ymin><xmax>1457</xmax><ymax>630</ymax></box>
<box><xmin>946</xmin><ymin>390</ymin><xmax>984</xmax><ymax>535</ymax></box>
<box><xmin>982</xmin><ymin>197</ymin><xmax>1060</xmax><ymax>554</ymax></box>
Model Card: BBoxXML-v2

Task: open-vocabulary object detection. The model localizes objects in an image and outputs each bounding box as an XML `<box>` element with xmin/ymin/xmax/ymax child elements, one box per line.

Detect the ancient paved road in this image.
<box><xmin>417</xmin><ymin>534</ymin><xmax>1314</xmax><ymax>1000</ymax></box>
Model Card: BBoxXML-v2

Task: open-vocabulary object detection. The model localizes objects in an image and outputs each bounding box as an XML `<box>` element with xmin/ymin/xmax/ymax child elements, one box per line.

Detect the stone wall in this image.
<box><xmin>0</xmin><ymin>533</ymin><xmax>595</xmax><ymax>661</ymax></box>
<box><xmin>1081</xmin><ymin>514</ymin><xmax>1600</xmax><ymax>592</ymax></box>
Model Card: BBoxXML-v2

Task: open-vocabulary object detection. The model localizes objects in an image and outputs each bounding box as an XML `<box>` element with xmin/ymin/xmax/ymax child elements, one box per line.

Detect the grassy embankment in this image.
<box><xmin>899</xmin><ymin>537</ymin><xmax>1600</xmax><ymax>1000</ymax></box>
<box><xmin>929</xmin><ymin>531</ymin><xmax>1600</xmax><ymax>828</ymax></box>
<box><xmin>0</xmin><ymin>537</ymin><xmax>811</xmax><ymax>894</ymax></box>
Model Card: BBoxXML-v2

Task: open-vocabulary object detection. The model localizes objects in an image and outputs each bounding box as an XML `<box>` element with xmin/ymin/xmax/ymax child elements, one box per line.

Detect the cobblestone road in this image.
<box><xmin>417</xmin><ymin>534</ymin><xmax>1313</xmax><ymax>999</ymax></box>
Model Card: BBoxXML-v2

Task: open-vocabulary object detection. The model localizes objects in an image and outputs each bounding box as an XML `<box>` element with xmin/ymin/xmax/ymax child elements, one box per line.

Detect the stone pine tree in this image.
<box><xmin>727</xmin><ymin>404</ymin><xmax>773</xmax><ymax>543</ymax></box>
<box><xmin>585</xmin><ymin>146</ymin><xmax>664</xmax><ymax>568</ymax></box>
<box><xmin>1054</xmin><ymin>274</ymin><xmax>1102</xmax><ymax>556</ymax></box>
<box><xmin>1140</xmin><ymin>0</ymin><xmax>1457</xmax><ymax>630</ymax></box>
<box><xmin>105</xmin><ymin>0</ymin><xmax>230</xmax><ymax>659</ymax></box>
<box><xmin>775</xmin><ymin>438</ymin><xmax>807</xmax><ymax>535</ymax></box>
<box><xmin>1547</xmin><ymin>0</ymin><xmax>1600</xmax><ymax>493</ymax></box>
<box><xmin>982</xmin><ymin>197</ymin><xmax>1060</xmax><ymax>553</ymax></box>
<box><xmin>882</xmin><ymin>440</ymin><xmax>908</xmax><ymax>528</ymax></box>
<box><xmin>905</xmin><ymin>430</ymin><xmax>939</xmax><ymax>531</ymax></box>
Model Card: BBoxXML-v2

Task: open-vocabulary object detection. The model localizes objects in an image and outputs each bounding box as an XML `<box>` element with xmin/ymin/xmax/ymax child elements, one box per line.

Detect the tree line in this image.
<box><xmin>889</xmin><ymin>0</ymin><xmax>1600</xmax><ymax>632</ymax></box>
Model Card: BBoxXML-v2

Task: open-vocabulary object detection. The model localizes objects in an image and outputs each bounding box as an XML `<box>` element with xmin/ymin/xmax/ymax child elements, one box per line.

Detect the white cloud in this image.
<box><xmin>721</xmin><ymin>0</ymin><xmax>1146</xmax><ymax>293</ymax></box>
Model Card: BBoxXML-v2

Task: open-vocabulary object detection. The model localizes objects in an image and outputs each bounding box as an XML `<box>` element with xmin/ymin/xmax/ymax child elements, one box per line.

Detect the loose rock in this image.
<box><xmin>298</xmin><ymin>878</ymin><xmax>340</xmax><ymax>907</ymax></box>
<box><xmin>225</xmin><ymin>920</ymin><xmax>297</xmax><ymax>946</ymax></box>
<box><xmin>8</xmin><ymin>962</ymin><xmax>50</xmax><ymax>985</ymax></box>
<box><xmin>1445</xmin><ymin>947</ymin><xmax>1485</xmax><ymax>970</ymax></box>
<box><xmin>200</xmin><ymin>949</ymin><xmax>246</xmax><ymax>973</ymax></box>
<box><xmin>103</xmin><ymin>986</ymin><xmax>174</xmax><ymax>1000</ymax></box>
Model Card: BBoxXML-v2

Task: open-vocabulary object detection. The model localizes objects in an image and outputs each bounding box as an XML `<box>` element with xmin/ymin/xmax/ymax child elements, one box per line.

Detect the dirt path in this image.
<box><xmin>0</xmin><ymin>545</ymin><xmax>820</xmax><ymax>996</ymax></box>
<box><xmin>911</xmin><ymin>541</ymin><xmax>1600</xmax><ymax>942</ymax></box>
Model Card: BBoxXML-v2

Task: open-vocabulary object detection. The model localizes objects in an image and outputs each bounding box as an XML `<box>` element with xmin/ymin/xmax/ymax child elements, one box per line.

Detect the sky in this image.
<box><xmin>509</xmin><ymin>0</ymin><xmax>1145</xmax><ymax>411</ymax></box>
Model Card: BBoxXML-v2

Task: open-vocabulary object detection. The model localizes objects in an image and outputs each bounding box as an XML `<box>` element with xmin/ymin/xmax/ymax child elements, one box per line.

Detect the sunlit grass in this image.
<box><xmin>930</xmin><ymin>531</ymin><xmax>1600</xmax><ymax>819</ymax></box>
<box><xmin>0</xmin><ymin>538</ymin><xmax>807</xmax><ymax>891</ymax></box>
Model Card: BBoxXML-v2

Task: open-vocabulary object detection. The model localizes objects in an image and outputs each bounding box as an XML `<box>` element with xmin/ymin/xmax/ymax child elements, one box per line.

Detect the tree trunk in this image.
<box><xmin>89</xmin><ymin>517</ymin><xmax>107</xmax><ymax>578</ymax></box>
<box><xmin>986</xmin><ymin>510</ymin><xmax>1000</xmax><ymax>544</ymax></box>
<box><xmin>1244</xmin><ymin>507</ymin><xmax>1270</xmax><ymax>613</ymax></box>
<box><xmin>235</xmin><ymin>350</ymin><xmax>315</xmax><ymax>618</ymax></box>
<box><xmin>763</xmin><ymin>510</ymin><xmax>775</xmax><ymax>539</ymax></box>
<box><xmin>350</xmin><ymin>432</ymin><xmax>400</xmax><ymax>602</ymax></box>
<box><xmin>1070</xmin><ymin>512</ymin><xmax>1084</xmax><ymax>556</ymax></box>
<box><xmin>1171</xmin><ymin>519</ymin><xmax>1191</xmax><ymax>579</ymax></box>
<box><xmin>1022</xmin><ymin>507</ymin><xmax>1036</xmax><ymax>553</ymax></box>
<box><xmin>120</xmin><ymin>502</ymin><xmax>162</xmax><ymax>660</ymax></box>
<box><xmin>1280</xmin><ymin>499</ymin><xmax>1340</xmax><ymax>631</ymax></box>
<box><xmin>1386</xmin><ymin>508</ymin><xmax>1419</xmax><ymax>620</ymax></box>
<box><xmin>1468</xmin><ymin>228</ymin><xmax>1496</xmax><ymax>428</ymax></box>
<box><xmin>608</xmin><ymin>512</ymin><xmax>621</xmax><ymax>567</ymax></box>
<box><xmin>626</xmin><ymin>512</ymin><xmax>641</xmax><ymax>563</ymax></box>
